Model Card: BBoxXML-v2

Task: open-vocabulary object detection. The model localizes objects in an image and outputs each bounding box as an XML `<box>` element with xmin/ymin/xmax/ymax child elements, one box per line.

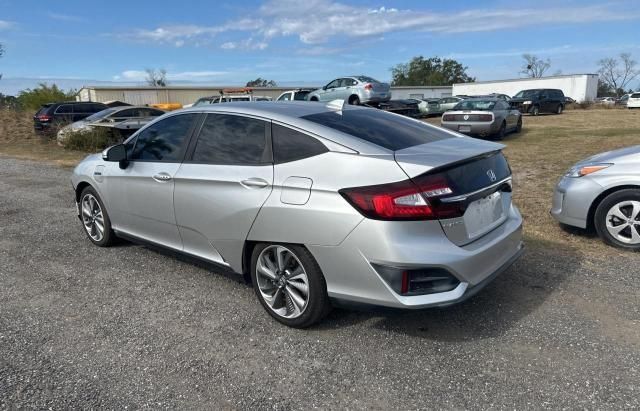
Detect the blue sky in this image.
<box><xmin>1</xmin><ymin>0</ymin><xmax>639</xmax><ymax>94</ymax></box>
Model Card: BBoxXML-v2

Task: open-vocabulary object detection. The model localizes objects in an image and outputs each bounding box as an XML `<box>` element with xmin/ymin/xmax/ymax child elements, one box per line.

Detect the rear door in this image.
<box><xmin>173</xmin><ymin>113</ymin><xmax>273</xmax><ymax>266</ymax></box>
<box><xmin>103</xmin><ymin>113</ymin><xmax>200</xmax><ymax>249</ymax></box>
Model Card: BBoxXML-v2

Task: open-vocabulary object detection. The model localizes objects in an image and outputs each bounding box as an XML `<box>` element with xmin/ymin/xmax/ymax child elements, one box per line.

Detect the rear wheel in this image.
<box><xmin>515</xmin><ymin>117</ymin><xmax>523</xmax><ymax>133</ymax></box>
<box><xmin>250</xmin><ymin>243</ymin><xmax>331</xmax><ymax>328</ymax></box>
<box><xmin>493</xmin><ymin>122</ymin><xmax>506</xmax><ymax>140</ymax></box>
<box><xmin>531</xmin><ymin>105</ymin><xmax>540</xmax><ymax>116</ymax></box>
<box><xmin>310</xmin><ymin>97</ymin><xmax>319</xmax><ymax>102</ymax></box>
<box><xmin>594</xmin><ymin>189</ymin><xmax>640</xmax><ymax>250</ymax></box>
<box><xmin>349</xmin><ymin>95</ymin><xmax>360</xmax><ymax>105</ymax></box>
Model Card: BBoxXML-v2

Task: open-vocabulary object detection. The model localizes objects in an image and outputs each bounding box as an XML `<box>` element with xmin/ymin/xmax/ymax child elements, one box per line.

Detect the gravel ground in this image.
<box><xmin>1</xmin><ymin>156</ymin><xmax>638</xmax><ymax>409</ymax></box>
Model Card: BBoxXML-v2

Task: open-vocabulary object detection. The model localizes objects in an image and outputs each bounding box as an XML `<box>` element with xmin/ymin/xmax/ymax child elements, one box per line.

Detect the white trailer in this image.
<box><xmin>452</xmin><ymin>74</ymin><xmax>598</xmax><ymax>102</ymax></box>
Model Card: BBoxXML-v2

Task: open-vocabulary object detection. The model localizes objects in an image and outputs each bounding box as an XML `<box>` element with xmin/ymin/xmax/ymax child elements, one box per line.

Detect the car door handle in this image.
<box><xmin>153</xmin><ymin>172</ymin><xmax>172</xmax><ymax>182</ymax></box>
<box><xmin>241</xmin><ymin>178</ymin><xmax>269</xmax><ymax>189</ymax></box>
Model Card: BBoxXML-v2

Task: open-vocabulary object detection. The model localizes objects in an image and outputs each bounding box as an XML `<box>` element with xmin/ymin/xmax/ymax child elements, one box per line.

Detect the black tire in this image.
<box><xmin>310</xmin><ymin>97</ymin><xmax>319</xmax><ymax>102</ymax></box>
<box><xmin>250</xmin><ymin>243</ymin><xmax>331</xmax><ymax>328</ymax></box>
<box><xmin>493</xmin><ymin>121</ymin><xmax>506</xmax><ymax>140</ymax></box>
<box><xmin>79</xmin><ymin>186</ymin><xmax>115</xmax><ymax>247</ymax></box>
<box><xmin>594</xmin><ymin>189</ymin><xmax>640</xmax><ymax>251</ymax></box>
<box><xmin>515</xmin><ymin>116</ymin><xmax>523</xmax><ymax>133</ymax></box>
<box><xmin>349</xmin><ymin>95</ymin><xmax>360</xmax><ymax>105</ymax></box>
<box><xmin>556</xmin><ymin>104</ymin><xmax>564</xmax><ymax>114</ymax></box>
<box><xmin>531</xmin><ymin>105</ymin><xmax>540</xmax><ymax>116</ymax></box>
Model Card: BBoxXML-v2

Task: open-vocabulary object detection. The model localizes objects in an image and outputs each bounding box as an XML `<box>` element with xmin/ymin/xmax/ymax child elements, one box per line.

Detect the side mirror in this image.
<box><xmin>103</xmin><ymin>144</ymin><xmax>126</xmax><ymax>162</ymax></box>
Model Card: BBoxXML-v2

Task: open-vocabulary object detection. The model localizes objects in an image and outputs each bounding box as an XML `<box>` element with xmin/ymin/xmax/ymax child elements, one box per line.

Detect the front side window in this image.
<box><xmin>278</xmin><ymin>93</ymin><xmax>291</xmax><ymax>101</ymax></box>
<box><xmin>191</xmin><ymin>114</ymin><xmax>269</xmax><ymax>165</ymax></box>
<box><xmin>272</xmin><ymin>124</ymin><xmax>328</xmax><ymax>164</ymax></box>
<box><xmin>325</xmin><ymin>79</ymin><xmax>340</xmax><ymax>89</ymax></box>
<box><xmin>130</xmin><ymin>114</ymin><xmax>198</xmax><ymax>162</ymax></box>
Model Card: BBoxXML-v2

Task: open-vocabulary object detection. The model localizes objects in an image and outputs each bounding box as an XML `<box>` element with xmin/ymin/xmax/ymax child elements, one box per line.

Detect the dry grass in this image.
<box><xmin>427</xmin><ymin>109</ymin><xmax>640</xmax><ymax>258</ymax></box>
<box><xmin>0</xmin><ymin>109</ymin><xmax>87</xmax><ymax>167</ymax></box>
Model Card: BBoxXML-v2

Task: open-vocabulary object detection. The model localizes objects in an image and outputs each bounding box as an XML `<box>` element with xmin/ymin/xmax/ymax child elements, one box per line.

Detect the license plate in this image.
<box><xmin>463</xmin><ymin>192</ymin><xmax>504</xmax><ymax>238</ymax></box>
<box><xmin>458</xmin><ymin>125</ymin><xmax>471</xmax><ymax>133</ymax></box>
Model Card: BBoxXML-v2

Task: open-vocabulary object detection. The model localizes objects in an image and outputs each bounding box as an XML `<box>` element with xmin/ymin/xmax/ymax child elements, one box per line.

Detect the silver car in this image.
<box><xmin>440</xmin><ymin>98</ymin><xmax>522</xmax><ymax>140</ymax></box>
<box><xmin>551</xmin><ymin>146</ymin><xmax>640</xmax><ymax>250</ymax></box>
<box><xmin>72</xmin><ymin>102</ymin><xmax>524</xmax><ymax>328</ymax></box>
<box><xmin>307</xmin><ymin>76</ymin><xmax>391</xmax><ymax>105</ymax></box>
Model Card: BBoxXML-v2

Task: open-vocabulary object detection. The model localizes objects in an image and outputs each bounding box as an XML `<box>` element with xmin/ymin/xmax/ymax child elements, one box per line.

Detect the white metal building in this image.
<box><xmin>389</xmin><ymin>86</ymin><xmax>452</xmax><ymax>99</ymax></box>
<box><xmin>452</xmin><ymin>74</ymin><xmax>599</xmax><ymax>102</ymax></box>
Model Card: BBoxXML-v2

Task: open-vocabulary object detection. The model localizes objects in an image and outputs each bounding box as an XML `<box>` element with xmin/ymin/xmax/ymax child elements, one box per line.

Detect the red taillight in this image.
<box><xmin>36</xmin><ymin>114</ymin><xmax>51</xmax><ymax>121</ymax></box>
<box><xmin>478</xmin><ymin>114</ymin><xmax>492</xmax><ymax>122</ymax></box>
<box><xmin>339</xmin><ymin>174</ymin><xmax>461</xmax><ymax>221</ymax></box>
<box><xmin>364</xmin><ymin>83</ymin><xmax>373</xmax><ymax>90</ymax></box>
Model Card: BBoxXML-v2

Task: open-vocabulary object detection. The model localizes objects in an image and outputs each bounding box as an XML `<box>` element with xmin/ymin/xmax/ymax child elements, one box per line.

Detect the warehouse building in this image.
<box><xmin>452</xmin><ymin>74</ymin><xmax>599</xmax><ymax>102</ymax></box>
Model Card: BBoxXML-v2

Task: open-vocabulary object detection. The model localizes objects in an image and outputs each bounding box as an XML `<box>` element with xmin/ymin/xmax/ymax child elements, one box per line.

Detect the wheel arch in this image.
<box><xmin>348</xmin><ymin>94</ymin><xmax>360</xmax><ymax>104</ymax></box>
<box><xmin>75</xmin><ymin>180</ymin><xmax>93</xmax><ymax>203</ymax></box>
<box><xmin>587</xmin><ymin>184</ymin><xmax>640</xmax><ymax>230</ymax></box>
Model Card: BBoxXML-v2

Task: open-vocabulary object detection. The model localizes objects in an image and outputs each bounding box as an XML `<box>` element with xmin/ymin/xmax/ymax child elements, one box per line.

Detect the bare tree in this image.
<box><xmin>0</xmin><ymin>43</ymin><xmax>4</xmax><ymax>80</ymax></box>
<box><xmin>597</xmin><ymin>53</ymin><xmax>638</xmax><ymax>97</ymax></box>
<box><xmin>145</xmin><ymin>68</ymin><xmax>168</xmax><ymax>87</ymax></box>
<box><xmin>520</xmin><ymin>54</ymin><xmax>551</xmax><ymax>78</ymax></box>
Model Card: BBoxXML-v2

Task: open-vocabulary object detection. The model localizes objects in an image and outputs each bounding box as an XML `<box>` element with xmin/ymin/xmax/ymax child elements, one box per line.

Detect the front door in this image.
<box><xmin>173</xmin><ymin>113</ymin><xmax>273</xmax><ymax>267</ymax></box>
<box><xmin>103</xmin><ymin>113</ymin><xmax>200</xmax><ymax>250</ymax></box>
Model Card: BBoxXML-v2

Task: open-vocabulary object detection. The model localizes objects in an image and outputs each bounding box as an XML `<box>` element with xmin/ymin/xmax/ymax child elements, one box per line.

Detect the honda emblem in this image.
<box><xmin>487</xmin><ymin>169</ymin><xmax>497</xmax><ymax>182</ymax></box>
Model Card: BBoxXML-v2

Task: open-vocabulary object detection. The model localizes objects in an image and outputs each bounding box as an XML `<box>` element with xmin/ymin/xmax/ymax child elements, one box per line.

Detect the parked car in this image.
<box><xmin>34</xmin><ymin>101</ymin><xmax>109</xmax><ymax>132</ymax></box>
<box><xmin>420</xmin><ymin>98</ymin><xmax>442</xmax><ymax>116</ymax></box>
<box><xmin>187</xmin><ymin>88</ymin><xmax>271</xmax><ymax>107</ymax></box>
<box><xmin>551</xmin><ymin>146</ymin><xmax>640</xmax><ymax>250</ymax></box>
<box><xmin>435</xmin><ymin>96</ymin><xmax>466</xmax><ymax>114</ymax></box>
<box><xmin>471</xmin><ymin>94</ymin><xmax>511</xmax><ymax>101</ymax></box>
<box><xmin>440</xmin><ymin>98</ymin><xmax>522</xmax><ymax>140</ymax></box>
<box><xmin>596</xmin><ymin>97</ymin><xmax>616</xmax><ymax>105</ymax></box>
<box><xmin>510</xmin><ymin>89</ymin><xmax>565</xmax><ymax>115</ymax></box>
<box><xmin>565</xmin><ymin>96</ymin><xmax>577</xmax><ymax>104</ymax></box>
<box><xmin>627</xmin><ymin>93</ymin><xmax>640</xmax><ymax>109</ymax></box>
<box><xmin>57</xmin><ymin>106</ymin><xmax>165</xmax><ymax>145</ymax></box>
<box><xmin>307</xmin><ymin>76</ymin><xmax>391</xmax><ymax>105</ymax></box>
<box><xmin>276</xmin><ymin>89</ymin><xmax>315</xmax><ymax>101</ymax></box>
<box><xmin>72</xmin><ymin>102</ymin><xmax>523</xmax><ymax>327</ymax></box>
<box><xmin>615</xmin><ymin>94</ymin><xmax>629</xmax><ymax>106</ymax></box>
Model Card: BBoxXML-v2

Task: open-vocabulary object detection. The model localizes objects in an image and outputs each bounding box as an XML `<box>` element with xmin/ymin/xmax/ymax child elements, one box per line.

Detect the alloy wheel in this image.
<box><xmin>255</xmin><ymin>246</ymin><xmax>310</xmax><ymax>319</ymax></box>
<box><xmin>81</xmin><ymin>193</ymin><xmax>105</xmax><ymax>242</ymax></box>
<box><xmin>605</xmin><ymin>200</ymin><xmax>640</xmax><ymax>244</ymax></box>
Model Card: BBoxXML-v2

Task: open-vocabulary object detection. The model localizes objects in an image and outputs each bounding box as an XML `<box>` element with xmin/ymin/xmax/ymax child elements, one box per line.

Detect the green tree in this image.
<box><xmin>17</xmin><ymin>83</ymin><xmax>76</xmax><ymax>110</ymax></box>
<box><xmin>390</xmin><ymin>56</ymin><xmax>475</xmax><ymax>86</ymax></box>
<box><xmin>246</xmin><ymin>77</ymin><xmax>277</xmax><ymax>87</ymax></box>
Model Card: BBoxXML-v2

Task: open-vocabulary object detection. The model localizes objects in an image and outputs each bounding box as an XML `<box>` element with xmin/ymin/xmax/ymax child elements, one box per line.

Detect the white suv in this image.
<box><xmin>628</xmin><ymin>93</ymin><xmax>640</xmax><ymax>109</ymax></box>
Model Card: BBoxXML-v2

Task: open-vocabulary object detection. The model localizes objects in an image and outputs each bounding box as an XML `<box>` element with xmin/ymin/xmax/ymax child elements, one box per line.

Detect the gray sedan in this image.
<box><xmin>72</xmin><ymin>102</ymin><xmax>523</xmax><ymax>327</ymax></box>
<box><xmin>307</xmin><ymin>76</ymin><xmax>391</xmax><ymax>105</ymax></box>
<box><xmin>551</xmin><ymin>146</ymin><xmax>640</xmax><ymax>250</ymax></box>
<box><xmin>440</xmin><ymin>98</ymin><xmax>522</xmax><ymax>140</ymax></box>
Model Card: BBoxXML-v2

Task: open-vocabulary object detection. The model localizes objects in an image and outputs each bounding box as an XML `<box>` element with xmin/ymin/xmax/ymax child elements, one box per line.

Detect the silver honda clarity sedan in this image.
<box><xmin>551</xmin><ymin>146</ymin><xmax>640</xmax><ymax>250</ymax></box>
<box><xmin>72</xmin><ymin>101</ymin><xmax>524</xmax><ymax>327</ymax></box>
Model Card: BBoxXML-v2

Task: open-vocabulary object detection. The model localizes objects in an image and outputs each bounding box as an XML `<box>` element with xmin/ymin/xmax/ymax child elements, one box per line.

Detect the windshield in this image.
<box><xmin>453</xmin><ymin>100</ymin><xmax>496</xmax><ymax>111</ymax></box>
<box><xmin>85</xmin><ymin>108</ymin><xmax>118</xmax><ymax>122</ymax></box>
<box><xmin>513</xmin><ymin>90</ymin><xmax>540</xmax><ymax>98</ymax></box>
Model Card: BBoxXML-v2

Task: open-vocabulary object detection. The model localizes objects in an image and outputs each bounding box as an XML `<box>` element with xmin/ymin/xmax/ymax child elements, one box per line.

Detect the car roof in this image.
<box><xmin>461</xmin><ymin>97</ymin><xmax>501</xmax><ymax>102</ymax></box>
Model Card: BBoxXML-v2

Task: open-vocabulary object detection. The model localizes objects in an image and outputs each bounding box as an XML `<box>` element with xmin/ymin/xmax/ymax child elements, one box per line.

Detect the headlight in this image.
<box><xmin>523</xmin><ymin>100</ymin><xmax>532</xmax><ymax>105</ymax></box>
<box><xmin>565</xmin><ymin>163</ymin><xmax>612</xmax><ymax>178</ymax></box>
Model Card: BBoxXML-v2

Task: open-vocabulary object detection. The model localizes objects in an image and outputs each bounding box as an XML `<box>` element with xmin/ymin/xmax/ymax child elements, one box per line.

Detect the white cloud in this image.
<box><xmin>117</xmin><ymin>1</ymin><xmax>640</xmax><ymax>49</ymax></box>
<box><xmin>0</xmin><ymin>20</ymin><xmax>15</xmax><ymax>30</ymax></box>
<box><xmin>47</xmin><ymin>12</ymin><xmax>85</xmax><ymax>22</ymax></box>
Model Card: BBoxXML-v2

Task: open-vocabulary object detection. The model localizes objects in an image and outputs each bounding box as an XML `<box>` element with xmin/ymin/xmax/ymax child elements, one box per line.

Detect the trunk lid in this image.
<box><xmin>395</xmin><ymin>138</ymin><xmax>512</xmax><ymax>246</ymax></box>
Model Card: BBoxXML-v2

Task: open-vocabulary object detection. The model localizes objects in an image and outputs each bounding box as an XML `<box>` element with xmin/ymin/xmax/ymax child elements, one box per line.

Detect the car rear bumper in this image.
<box><xmin>309</xmin><ymin>204</ymin><xmax>524</xmax><ymax>309</ymax></box>
<box><xmin>440</xmin><ymin>121</ymin><xmax>498</xmax><ymax>136</ymax></box>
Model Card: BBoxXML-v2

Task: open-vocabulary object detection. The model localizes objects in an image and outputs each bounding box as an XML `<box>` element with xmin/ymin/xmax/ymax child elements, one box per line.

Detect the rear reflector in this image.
<box><xmin>372</xmin><ymin>264</ymin><xmax>461</xmax><ymax>296</ymax></box>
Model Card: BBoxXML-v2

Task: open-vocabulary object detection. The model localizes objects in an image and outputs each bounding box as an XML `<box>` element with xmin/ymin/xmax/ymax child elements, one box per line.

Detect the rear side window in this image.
<box><xmin>131</xmin><ymin>113</ymin><xmax>198</xmax><ymax>162</ymax></box>
<box><xmin>301</xmin><ymin>109</ymin><xmax>451</xmax><ymax>151</ymax></box>
<box><xmin>631</xmin><ymin>93</ymin><xmax>640</xmax><ymax>98</ymax></box>
<box><xmin>191</xmin><ymin>114</ymin><xmax>269</xmax><ymax>165</ymax></box>
<box><xmin>272</xmin><ymin>124</ymin><xmax>328</xmax><ymax>164</ymax></box>
<box><xmin>55</xmin><ymin>104</ymin><xmax>73</xmax><ymax>114</ymax></box>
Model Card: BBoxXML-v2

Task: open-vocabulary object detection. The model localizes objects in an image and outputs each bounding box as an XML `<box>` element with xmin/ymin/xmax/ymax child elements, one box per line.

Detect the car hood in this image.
<box><xmin>579</xmin><ymin>145</ymin><xmax>640</xmax><ymax>165</ymax></box>
<box><xmin>394</xmin><ymin>136</ymin><xmax>504</xmax><ymax>177</ymax></box>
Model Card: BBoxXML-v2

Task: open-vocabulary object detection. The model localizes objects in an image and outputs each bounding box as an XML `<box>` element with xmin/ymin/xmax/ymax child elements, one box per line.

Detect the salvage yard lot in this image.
<box><xmin>1</xmin><ymin>108</ymin><xmax>639</xmax><ymax>408</ymax></box>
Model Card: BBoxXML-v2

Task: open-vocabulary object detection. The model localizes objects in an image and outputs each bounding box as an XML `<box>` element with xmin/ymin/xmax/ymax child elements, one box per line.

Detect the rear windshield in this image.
<box><xmin>301</xmin><ymin>109</ymin><xmax>451</xmax><ymax>151</ymax></box>
<box><xmin>453</xmin><ymin>100</ymin><xmax>496</xmax><ymax>111</ymax></box>
<box><xmin>513</xmin><ymin>90</ymin><xmax>540</xmax><ymax>98</ymax></box>
<box><xmin>36</xmin><ymin>104</ymin><xmax>52</xmax><ymax>115</ymax></box>
<box><xmin>356</xmin><ymin>76</ymin><xmax>380</xmax><ymax>83</ymax></box>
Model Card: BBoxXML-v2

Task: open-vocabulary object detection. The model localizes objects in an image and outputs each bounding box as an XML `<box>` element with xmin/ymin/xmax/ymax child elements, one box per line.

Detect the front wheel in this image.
<box><xmin>531</xmin><ymin>105</ymin><xmax>540</xmax><ymax>116</ymax></box>
<box><xmin>79</xmin><ymin>186</ymin><xmax>115</xmax><ymax>247</ymax></box>
<box><xmin>251</xmin><ymin>244</ymin><xmax>331</xmax><ymax>328</ymax></box>
<box><xmin>594</xmin><ymin>189</ymin><xmax>640</xmax><ymax>250</ymax></box>
<box><xmin>556</xmin><ymin>104</ymin><xmax>564</xmax><ymax>114</ymax></box>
